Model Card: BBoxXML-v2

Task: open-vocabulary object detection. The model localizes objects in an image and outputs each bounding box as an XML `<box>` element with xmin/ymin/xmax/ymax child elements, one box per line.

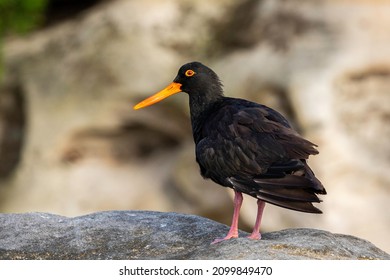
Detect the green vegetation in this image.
<box><xmin>0</xmin><ymin>0</ymin><xmax>48</xmax><ymax>36</ymax></box>
<box><xmin>0</xmin><ymin>0</ymin><xmax>47</xmax><ymax>77</ymax></box>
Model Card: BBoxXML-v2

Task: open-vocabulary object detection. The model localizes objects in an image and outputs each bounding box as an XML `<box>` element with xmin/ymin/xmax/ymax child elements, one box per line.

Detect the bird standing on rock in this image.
<box><xmin>134</xmin><ymin>62</ymin><xmax>326</xmax><ymax>244</ymax></box>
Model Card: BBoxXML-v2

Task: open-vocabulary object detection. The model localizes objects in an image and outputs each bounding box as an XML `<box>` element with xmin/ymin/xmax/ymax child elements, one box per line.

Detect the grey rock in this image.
<box><xmin>0</xmin><ymin>211</ymin><xmax>388</xmax><ymax>260</ymax></box>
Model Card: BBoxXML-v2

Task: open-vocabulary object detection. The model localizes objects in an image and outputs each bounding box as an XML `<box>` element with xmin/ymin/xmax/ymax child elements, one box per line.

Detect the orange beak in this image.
<box><xmin>133</xmin><ymin>82</ymin><xmax>182</xmax><ymax>110</ymax></box>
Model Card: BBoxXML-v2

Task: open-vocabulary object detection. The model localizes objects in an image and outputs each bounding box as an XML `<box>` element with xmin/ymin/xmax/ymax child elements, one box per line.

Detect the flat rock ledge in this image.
<box><xmin>0</xmin><ymin>211</ymin><xmax>388</xmax><ymax>260</ymax></box>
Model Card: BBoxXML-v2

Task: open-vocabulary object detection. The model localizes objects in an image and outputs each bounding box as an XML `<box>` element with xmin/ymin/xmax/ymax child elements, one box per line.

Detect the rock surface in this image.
<box><xmin>0</xmin><ymin>211</ymin><xmax>388</xmax><ymax>260</ymax></box>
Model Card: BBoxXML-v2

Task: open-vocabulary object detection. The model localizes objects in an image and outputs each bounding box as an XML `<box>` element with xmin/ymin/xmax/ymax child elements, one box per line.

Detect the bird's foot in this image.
<box><xmin>211</xmin><ymin>233</ymin><xmax>238</xmax><ymax>244</ymax></box>
<box><xmin>246</xmin><ymin>232</ymin><xmax>262</xmax><ymax>240</ymax></box>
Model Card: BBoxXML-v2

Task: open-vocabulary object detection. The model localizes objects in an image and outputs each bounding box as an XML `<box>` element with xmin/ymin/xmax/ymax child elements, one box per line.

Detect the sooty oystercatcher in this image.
<box><xmin>134</xmin><ymin>62</ymin><xmax>326</xmax><ymax>244</ymax></box>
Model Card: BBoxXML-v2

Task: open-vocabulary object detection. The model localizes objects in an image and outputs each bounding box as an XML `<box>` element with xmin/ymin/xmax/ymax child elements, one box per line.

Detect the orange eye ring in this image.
<box><xmin>185</xmin><ymin>69</ymin><xmax>196</xmax><ymax>77</ymax></box>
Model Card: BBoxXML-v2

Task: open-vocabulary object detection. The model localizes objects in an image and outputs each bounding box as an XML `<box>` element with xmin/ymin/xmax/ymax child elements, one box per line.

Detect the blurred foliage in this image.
<box><xmin>0</xmin><ymin>0</ymin><xmax>48</xmax><ymax>36</ymax></box>
<box><xmin>0</xmin><ymin>0</ymin><xmax>47</xmax><ymax>78</ymax></box>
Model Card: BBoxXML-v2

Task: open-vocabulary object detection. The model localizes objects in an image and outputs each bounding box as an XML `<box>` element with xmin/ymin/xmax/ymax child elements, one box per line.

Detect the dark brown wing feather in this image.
<box><xmin>195</xmin><ymin>98</ymin><xmax>326</xmax><ymax>213</ymax></box>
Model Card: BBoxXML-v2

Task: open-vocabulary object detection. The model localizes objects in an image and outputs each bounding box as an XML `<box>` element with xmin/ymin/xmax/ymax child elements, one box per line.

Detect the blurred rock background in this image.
<box><xmin>0</xmin><ymin>0</ymin><xmax>389</xmax><ymax>252</ymax></box>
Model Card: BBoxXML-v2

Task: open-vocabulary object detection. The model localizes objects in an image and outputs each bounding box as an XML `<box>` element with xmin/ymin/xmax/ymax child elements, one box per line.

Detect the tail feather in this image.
<box><xmin>254</xmin><ymin>174</ymin><xmax>312</xmax><ymax>188</ymax></box>
<box><xmin>302</xmin><ymin>161</ymin><xmax>327</xmax><ymax>195</ymax></box>
<box><xmin>258</xmin><ymin>185</ymin><xmax>321</xmax><ymax>203</ymax></box>
<box><xmin>256</xmin><ymin>192</ymin><xmax>323</xmax><ymax>213</ymax></box>
<box><xmin>254</xmin><ymin>174</ymin><xmax>322</xmax><ymax>202</ymax></box>
<box><xmin>229</xmin><ymin>163</ymin><xmax>326</xmax><ymax>214</ymax></box>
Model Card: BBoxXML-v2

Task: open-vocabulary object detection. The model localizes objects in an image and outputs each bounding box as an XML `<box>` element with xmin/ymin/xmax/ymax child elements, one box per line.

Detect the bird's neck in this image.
<box><xmin>188</xmin><ymin>92</ymin><xmax>223</xmax><ymax>143</ymax></box>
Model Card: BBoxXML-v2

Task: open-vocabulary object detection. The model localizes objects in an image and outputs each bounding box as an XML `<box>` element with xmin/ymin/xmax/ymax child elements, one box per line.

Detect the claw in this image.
<box><xmin>211</xmin><ymin>233</ymin><xmax>238</xmax><ymax>244</ymax></box>
<box><xmin>247</xmin><ymin>232</ymin><xmax>261</xmax><ymax>240</ymax></box>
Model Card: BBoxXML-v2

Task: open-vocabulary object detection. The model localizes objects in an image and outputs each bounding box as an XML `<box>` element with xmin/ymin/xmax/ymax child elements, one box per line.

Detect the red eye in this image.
<box><xmin>185</xmin><ymin>69</ymin><xmax>196</xmax><ymax>77</ymax></box>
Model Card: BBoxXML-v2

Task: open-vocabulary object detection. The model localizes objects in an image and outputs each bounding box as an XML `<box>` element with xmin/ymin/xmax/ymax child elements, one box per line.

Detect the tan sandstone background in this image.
<box><xmin>0</xmin><ymin>0</ymin><xmax>389</xmax><ymax>252</ymax></box>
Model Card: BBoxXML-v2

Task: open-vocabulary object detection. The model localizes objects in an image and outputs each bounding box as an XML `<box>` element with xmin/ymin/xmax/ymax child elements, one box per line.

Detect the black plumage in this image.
<box><xmin>134</xmin><ymin>61</ymin><xmax>326</xmax><ymax>243</ymax></box>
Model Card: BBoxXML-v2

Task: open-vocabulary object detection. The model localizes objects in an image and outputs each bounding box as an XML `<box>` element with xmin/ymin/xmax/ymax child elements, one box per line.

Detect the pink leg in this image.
<box><xmin>211</xmin><ymin>190</ymin><xmax>243</xmax><ymax>244</ymax></box>
<box><xmin>247</xmin><ymin>199</ymin><xmax>266</xmax><ymax>240</ymax></box>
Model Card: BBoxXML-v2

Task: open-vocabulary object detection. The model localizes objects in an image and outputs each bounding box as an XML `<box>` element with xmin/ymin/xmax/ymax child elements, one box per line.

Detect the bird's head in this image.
<box><xmin>133</xmin><ymin>62</ymin><xmax>223</xmax><ymax>110</ymax></box>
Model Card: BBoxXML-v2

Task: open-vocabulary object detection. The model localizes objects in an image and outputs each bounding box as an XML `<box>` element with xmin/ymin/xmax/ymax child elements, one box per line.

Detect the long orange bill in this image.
<box><xmin>133</xmin><ymin>82</ymin><xmax>182</xmax><ymax>110</ymax></box>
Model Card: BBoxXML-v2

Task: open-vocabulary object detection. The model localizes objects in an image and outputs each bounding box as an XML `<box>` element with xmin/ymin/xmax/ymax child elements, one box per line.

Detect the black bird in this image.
<box><xmin>134</xmin><ymin>62</ymin><xmax>326</xmax><ymax>244</ymax></box>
